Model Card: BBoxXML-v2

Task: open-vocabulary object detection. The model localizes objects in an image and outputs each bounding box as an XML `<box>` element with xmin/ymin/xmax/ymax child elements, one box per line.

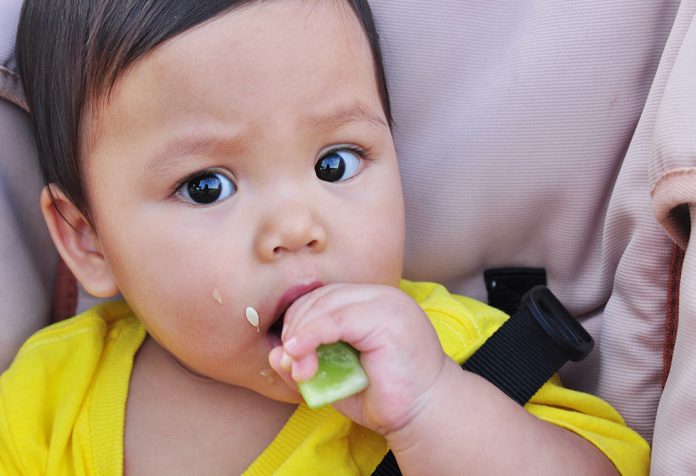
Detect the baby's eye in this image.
<box><xmin>177</xmin><ymin>172</ymin><xmax>236</xmax><ymax>205</ymax></box>
<box><xmin>315</xmin><ymin>149</ymin><xmax>362</xmax><ymax>183</ymax></box>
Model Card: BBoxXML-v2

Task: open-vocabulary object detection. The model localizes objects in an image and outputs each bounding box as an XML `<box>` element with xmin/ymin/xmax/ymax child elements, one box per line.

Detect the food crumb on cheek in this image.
<box><xmin>213</xmin><ymin>288</ymin><xmax>223</xmax><ymax>305</ymax></box>
<box><xmin>245</xmin><ymin>306</ymin><xmax>260</xmax><ymax>333</ymax></box>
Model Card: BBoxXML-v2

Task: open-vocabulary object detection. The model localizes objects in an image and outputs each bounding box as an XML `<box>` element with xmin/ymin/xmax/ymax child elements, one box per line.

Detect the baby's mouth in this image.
<box><xmin>268</xmin><ymin>281</ymin><xmax>323</xmax><ymax>340</ymax></box>
<box><xmin>269</xmin><ymin>312</ymin><xmax>285</xmax><ymax>338</ymax></box>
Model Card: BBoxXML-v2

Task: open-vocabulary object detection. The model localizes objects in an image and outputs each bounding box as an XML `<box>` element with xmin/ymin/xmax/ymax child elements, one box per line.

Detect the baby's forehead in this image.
<box><xmin>80</xmin><ymin>1</ymin><xmax>385</xmax><ymax>159</ymax></box>
<box><xmin>86</xmin><ymin>0</ymin><xmax>374</xmax><ymax>113</ymax></box>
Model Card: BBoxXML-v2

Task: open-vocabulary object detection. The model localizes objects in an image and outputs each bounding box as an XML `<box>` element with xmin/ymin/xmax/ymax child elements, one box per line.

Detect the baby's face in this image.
<box><xmin>81</xmin><ymin>0</ymin><xmax>404</xmax><ymax>401</ymax></box>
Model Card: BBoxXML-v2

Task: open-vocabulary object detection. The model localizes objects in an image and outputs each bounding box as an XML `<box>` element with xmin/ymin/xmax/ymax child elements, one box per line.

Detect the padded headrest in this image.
<box><xmin>0</xmin><ymin>0</ymin><xmax>27</xmax><ymax>112</ymax></box>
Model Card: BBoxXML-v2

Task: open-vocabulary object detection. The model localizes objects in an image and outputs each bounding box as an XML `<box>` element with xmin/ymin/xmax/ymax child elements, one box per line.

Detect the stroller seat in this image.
<box><xmin>3</xmin><ymin>0</ymin><xmax>696</xmax><ymax>472</ymax></box>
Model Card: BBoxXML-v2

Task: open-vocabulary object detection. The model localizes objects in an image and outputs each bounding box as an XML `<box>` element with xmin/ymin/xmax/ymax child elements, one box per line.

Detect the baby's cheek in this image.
<box><xmin>369</xmin><ymin>239</ymin><xmax>404</xmax><ymax>286</ymax></box>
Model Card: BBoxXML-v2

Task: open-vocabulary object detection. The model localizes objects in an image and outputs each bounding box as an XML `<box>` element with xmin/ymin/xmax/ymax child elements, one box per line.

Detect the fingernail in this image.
<box><xmin>280</xmin><ymin>352</ymin><xmax>293</xmax><ymax>371</ymax></box>
<box><xmin>284</xmin><ymin>337</ymin><xmax>298</xmax><ymax>353</ymax></box>
<box><xmin>291</xmin><ymin>364</ymin><xmax>303</xmax><ymax>382</ymax></box>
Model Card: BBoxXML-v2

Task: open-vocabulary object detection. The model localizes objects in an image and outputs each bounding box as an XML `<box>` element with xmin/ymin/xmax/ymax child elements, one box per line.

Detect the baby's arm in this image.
<box><xmin>269</xmin><ymin>283</ymin><xmax>644</xmax><ymax>475</ymax></box>
<box><xmin>377</xmin><ymin>357</ymin><xmax>619</xmax><ymax>475</ymax></box>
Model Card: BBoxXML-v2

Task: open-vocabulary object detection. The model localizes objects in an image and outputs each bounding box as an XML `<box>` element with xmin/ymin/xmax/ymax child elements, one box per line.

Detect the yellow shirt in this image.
<box><xmin>0</xmin><ymin>281</ymin><xmax>649</xmax><ymax>475</ymax></box>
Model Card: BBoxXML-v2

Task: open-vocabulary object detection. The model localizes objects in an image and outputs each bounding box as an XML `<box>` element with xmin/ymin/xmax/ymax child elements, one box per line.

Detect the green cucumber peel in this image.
<box><xmin>298</xmin><ymin>341</ymin><xmax>369</xmax><ymax>408</ymax></box>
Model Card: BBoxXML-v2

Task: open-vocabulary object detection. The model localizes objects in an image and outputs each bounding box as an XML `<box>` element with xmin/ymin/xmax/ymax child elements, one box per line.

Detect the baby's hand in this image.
<box><xmin>268</xmin><ymin>283</ymin><xmax>448</xmax><ymax>435</ymax></box>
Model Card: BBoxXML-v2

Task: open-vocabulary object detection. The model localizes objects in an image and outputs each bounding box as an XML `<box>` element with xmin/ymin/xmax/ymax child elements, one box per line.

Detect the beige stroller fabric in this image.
<box><xmin>371</xmin><ymin>0</ymin><xmax>679</xmax><ymax>445</ymax></box>
<box><xmin>649</xmin><ymin>1</ymin><xmax>696</xmax><ymax>473</ymax></box>
<box><xmin>2</xmin><ymin>0</ymin><xmax>696</xmax><ymax>473</ymax></box>
<box><xmin>0</xmin><ymin>0</ymin><xmax>55</xmax><ymax>373</ymax></box>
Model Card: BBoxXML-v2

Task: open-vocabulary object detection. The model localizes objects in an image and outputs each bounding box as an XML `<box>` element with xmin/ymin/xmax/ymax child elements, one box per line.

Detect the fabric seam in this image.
<box><xmin>0</xmin><ymin>66</ymin><xmax>28</xmax><ymax>111</ymax></box>
<box><xmin>650</xmin><ymin>166</ymin><xmax>696</xmax><ymax>197</ymax></box>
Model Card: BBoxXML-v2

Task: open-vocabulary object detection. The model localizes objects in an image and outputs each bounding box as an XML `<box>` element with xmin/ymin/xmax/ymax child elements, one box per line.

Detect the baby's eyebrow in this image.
<box><xmin>144</xmin><ymin>134</ymin><xmax>243</xmax><ymax>177</ymax></box>
<box><xmin>143</xmin><ymin>104</ymin><xmax>386</xmax><ymax>176</ymax></box>
<box><xmin>306</xmin><ymin>103</ymin><xmax>388</xmax><ymax>131</ymax></box>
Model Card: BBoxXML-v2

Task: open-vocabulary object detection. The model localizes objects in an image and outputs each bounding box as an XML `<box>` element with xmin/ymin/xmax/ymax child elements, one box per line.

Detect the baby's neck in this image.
<box><xmin>123</xmin><ymin>336</ymin><xmax>296</xmax><ymax>474</ymax></box>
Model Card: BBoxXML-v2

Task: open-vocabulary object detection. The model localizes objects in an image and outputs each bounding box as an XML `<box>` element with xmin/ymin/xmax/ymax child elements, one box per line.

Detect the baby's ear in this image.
<box><xmin>41</xmin><ymin>185</ymin><xmax>119</xmax><ymax>298</ymax></box>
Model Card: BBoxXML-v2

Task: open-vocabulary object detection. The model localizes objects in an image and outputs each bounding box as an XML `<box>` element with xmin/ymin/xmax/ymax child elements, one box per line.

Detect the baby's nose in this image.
<box><xmin>255</xmin><ymin>202</ymin><xmax>327</xmax><ymax>260</ymax></box>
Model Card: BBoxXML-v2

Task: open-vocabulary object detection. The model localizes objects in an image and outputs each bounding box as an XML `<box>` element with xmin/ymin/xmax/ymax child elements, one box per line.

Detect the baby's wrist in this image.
<box><xmin>382</xmin><ymin>357</ymin><xmax>463</xmax><ymax>451</ymax></box>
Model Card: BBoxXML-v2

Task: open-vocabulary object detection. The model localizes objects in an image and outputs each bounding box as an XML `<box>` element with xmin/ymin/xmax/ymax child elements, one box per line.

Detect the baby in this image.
<box><xmin>1</xmin><ymin>0</ymin><xmax>648</xmax><ymax>474</ymax></box>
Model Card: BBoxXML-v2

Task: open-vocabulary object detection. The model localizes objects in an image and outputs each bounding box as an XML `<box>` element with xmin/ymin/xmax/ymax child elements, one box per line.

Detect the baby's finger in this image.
<box><xmin>288</xmin><ymin>352</ymin><xmax>319</xmax><ymax>383</ymax></box>
<box><xmin>268</xmin><ymin>346</ymin><xmax>300</xmax><ymax>391</ymax></box>
<box><xmin>282</xmin><ymin>284</ymin><xmax>385</xmax><ymax>342</ymax></box>
<box><xmin>280</xmin><ymin>284</ymin><xmax>351</xmax><ymax>342</ymax></box>
<box><xmin>282</xmin><ymin>315</ymin><xmax>347</xmax><ymax>360</ymax></box>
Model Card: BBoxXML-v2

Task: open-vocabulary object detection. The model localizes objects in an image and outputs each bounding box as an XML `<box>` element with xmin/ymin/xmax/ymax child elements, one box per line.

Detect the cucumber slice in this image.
<box><xmin>298</xmin><ymin>342</ymin><xmax>369</xmax><ymax>408</ymax></box>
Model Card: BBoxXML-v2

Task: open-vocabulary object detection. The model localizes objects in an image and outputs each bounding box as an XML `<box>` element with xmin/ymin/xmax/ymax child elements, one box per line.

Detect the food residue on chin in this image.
<box><xmin>245</xmin><ymin>306</ymin><xmax>260</xmax><ymax>332</ymax></box>
<box><xmin>260</xmin><ymin>369</ymin><xmax>276</xmax><ymax>384</ymax></box>
<box><xmin>213</xmin><ymin>288</ymin><xmax>223</xmax><ymax>305</ymax></box>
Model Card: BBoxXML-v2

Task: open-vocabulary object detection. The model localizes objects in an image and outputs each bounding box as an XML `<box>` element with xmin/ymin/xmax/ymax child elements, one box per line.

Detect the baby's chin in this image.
<box><xmin>213</xmin><ymin>363</ymin><xmax>304</xmax><ymax>405</ymax></box>
<box><xmin>157</xmin><ymin>342</ymin><xmax>300</xmax><ymax>403</ymax></box>
<box><xmin>209</xmin><ymin>370</ymin><xmax>303</xmax><ymax>405</ymax></box>
<box><xmin>186</xmin><ymin>362</ymin><xmax>303</xmax><ymax>405</ymax></box>
<box><xmin>268</xmin><ymin>390</ymin><xmax>304</xmax><ymax>405</ymax></box>
<box><xmin>248</xmin><ymin>378</ymin><xmax>303</xmax><ymax>405</ymax></box>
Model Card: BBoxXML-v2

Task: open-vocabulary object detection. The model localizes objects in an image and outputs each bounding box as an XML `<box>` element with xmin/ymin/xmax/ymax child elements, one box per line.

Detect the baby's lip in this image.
<box><xmin>270</xmin><ymin>281</ymin><xmax>323</xmax><ymax>334</ymax></box>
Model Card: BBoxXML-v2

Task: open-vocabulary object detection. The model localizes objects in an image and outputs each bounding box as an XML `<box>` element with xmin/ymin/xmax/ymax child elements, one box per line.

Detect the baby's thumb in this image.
<box><xmin>268</xmin><ymin>346</ymin><xmax>300</xmax><ymax>391</ymax></box>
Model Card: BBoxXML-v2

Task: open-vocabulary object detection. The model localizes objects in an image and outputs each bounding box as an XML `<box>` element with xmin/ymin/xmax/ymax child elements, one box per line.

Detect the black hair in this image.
<box><xmin>16</xmin><ymin>0</ymin><xmax>392</xmax><ymax>221</ymax></box>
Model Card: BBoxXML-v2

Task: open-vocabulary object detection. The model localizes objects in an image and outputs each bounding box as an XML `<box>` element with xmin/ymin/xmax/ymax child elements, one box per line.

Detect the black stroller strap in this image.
<box><xmin>372</xmin><ymin>286</ymin><xmax>593</xmax><ymax>475</ymax></box>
